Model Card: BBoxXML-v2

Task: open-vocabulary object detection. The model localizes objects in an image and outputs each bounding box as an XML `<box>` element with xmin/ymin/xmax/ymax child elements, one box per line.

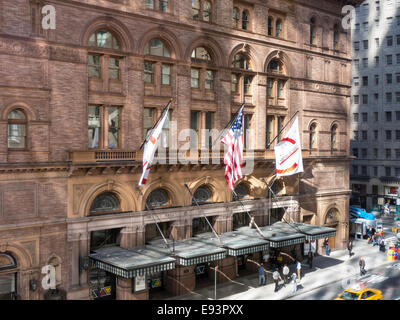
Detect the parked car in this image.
<box><xmin>335</xmin><ymin>288</ymin><xmax>383</xmax><ymax>300</ymax></box>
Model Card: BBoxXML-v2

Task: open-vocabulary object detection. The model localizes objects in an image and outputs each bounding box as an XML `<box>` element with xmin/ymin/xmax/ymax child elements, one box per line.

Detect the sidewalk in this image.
<box><xmin>166</xmin><ymin>238</ymin><xmax>394</xmax><ymax>300</ymax></box>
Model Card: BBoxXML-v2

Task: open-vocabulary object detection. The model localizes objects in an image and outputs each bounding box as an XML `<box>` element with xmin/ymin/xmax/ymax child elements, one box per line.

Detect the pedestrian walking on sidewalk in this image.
<box><xmin>359</xmin><ymin>257</ymin><xmax>366</xmax><ymax>276</ymax></box>
<box><xmin>348</xmin><ymin>241</ymin><xmax>353</xmax><ymax>257</ymax></box>
<box><xmin>273</xmin><ymin>270</ymin><xmax>282</xmax><ymax>292</ymax></box>
<box><xmin>283</xmin><ymin>264</ymin><xmax>290</xmax><ymax>284</ymax></box>
<box><xmin>258</xmin><ymin>263</ymin><xmax>266</xmax><ymax>286</ymax></box>
<box><xmin>296</xmin><ymin>260</ymin><xmax>302</xmax><ymax>281</ymax></box>
<box><xmin>291</xmin><ymin>273</ymin><xmax>298</xmax><ymax>294</ymax></box>
<box><xmin>308</xmin><ymin>251</ymin><xmax>314</xmax><ymax>268</ymax></box>
<box><xmin>323</xmin><ymin>238</ymin><xmax>330</xmax><ymax>256</ymax></box>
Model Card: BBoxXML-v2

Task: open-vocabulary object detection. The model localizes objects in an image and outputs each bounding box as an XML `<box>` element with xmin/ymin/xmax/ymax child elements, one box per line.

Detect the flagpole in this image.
<box><xmin>184</xmin><ymin>184</ymin><xmax>224</xmax><ymax>246</ymax></box>
<box><xmin>139</xmin><ymin>98</ymin><xmax>172</xmax><ymax>150</ymax></box>
<box><xmin>136</xmin><ymin>186</ymin><xmax>173</xmax><ymax>253</ymax></box>
<box><xmin>261</xmin><ymin>177</ymin><xmax>307</xmax><ymax>236</ymax></box>
<box><xmin>211</xmin><ymin>103</ymin><xmax>244</xmax><ymax>148</ymax></box>
<box><xmin>266</xmin><ymin>111</ymin><xmax>299</xmax><ymax>149</ymax></box>
<box><xmin>232</xmin><ymin>190</ymin><xmax>266</xmax><ymax>238</ymax></box>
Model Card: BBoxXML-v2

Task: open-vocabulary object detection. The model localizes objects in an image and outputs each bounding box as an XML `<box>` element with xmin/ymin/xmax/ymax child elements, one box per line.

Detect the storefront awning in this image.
<box><xmin>89</xmin><ymin>246</ymin><xmax>176</xmax><ymax>279</ymax></box>
<box><xmin>148</xmin><ymin>238</ymin><xmax>227</xmax><ymax>267</ymax></box>
<box><xmin>290</xmin><ymin>222</ymin><xmax>337</xmax><ymax>240</ymax></box>
<box><xmin>236</xmin><ymin>222</ymin><xmax>306</xmax><ymax>248</ymax></box>
<box><xmin>195</xmin><ymin>232</ymin><xmax>269</xmax><ymax>257</ymax></box>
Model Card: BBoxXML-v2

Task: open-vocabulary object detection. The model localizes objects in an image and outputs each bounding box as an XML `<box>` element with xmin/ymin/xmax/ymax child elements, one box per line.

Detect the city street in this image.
<box><xmin>288</xmin><ymin>262</ymin><xmax>400</xmax><ymax>300</ymax></box>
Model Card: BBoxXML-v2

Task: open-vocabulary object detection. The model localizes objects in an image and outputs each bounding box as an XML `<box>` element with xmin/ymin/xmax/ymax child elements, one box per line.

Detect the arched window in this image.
<box><xmin>310</xmin><ymin>17</ymin><xmax>316</xmax><ymax>45</ymax></box>
<box><xmin>331</xmin><ymin>124</ymin><xmax>338</xmax><ymax>149</ymax></box>
<box><xmin>144</xmin><ymin>39</ymin><xmax>170</xmax><ymax>57</ymax></box>
<box><xmin>90</xmin><ymin>192</ymin><xmax>120</xmax><ymax>214</ymax></box>
<box><xmin>242</xmin><ymin>10</ymin><xmax>249</xmax><ymax>30</ymax></box>
<box><xmin>310</xmin><ymin>123</ymin><xmax>317</xmax><ymax>149</ymax></box>
<box><xmin>146</xmin><ymin>188</ymin><xmax>170</xmax><ymax>208</ymax></box>
<box><xmin>267</xmin><ymin>59</ymin><xmax>284</xmax><ymax>74</ymax></box>
<box><xmin>333</xmin><ymin>24</ymin><xmax>339</xmax><ymax>50</ymax></box>
<box><xmin>8</xmin><ymin>109</ymin><xmax>27</xmax><ymax>149</ymax></box>
<box><xmin>0</xmin><ymin>253</ymin><xmax>17</xmax><ymax>300</ymax></box>
<box><xmin>233</xmin><ymin>7</ymin><xmax>240</xmax><ymax>28</ymax></box>
<box><xmin>191</xmin><ymin>47</ymin><xmax>212</xmax><ymax>62</ymax></box>
<box><xmin>232</xmin><ymin>54</ymin><xmax>251</xmax><ymax>70</ymax></box>
<box><xmin>268</xmin><ymin>16</ymin><xmax>274</xmax><ymax>36</ymax></box>
<box><xmin>276</xmin><ymin>19</ymin><xmax>282</xmax><ymax>38</ymax></box>
<box><xmin>89</xmin><ymin>30</ymin><xmax>120</xmax><ymax>50</ymax></box>
<box><xmin>193</xmin><ymin>185</ymin><xmax>212</xmax><ymax>204</ymax></box>
<box><xmin>234</xmin><ymin>183</ymin><xmax>250</xmax><ymax>201</ymax></box>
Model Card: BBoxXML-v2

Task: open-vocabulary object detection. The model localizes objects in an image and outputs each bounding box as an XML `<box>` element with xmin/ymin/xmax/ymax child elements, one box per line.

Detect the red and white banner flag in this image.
<box><xmin>138</xmin><ymin>108</ymin><xmax>170</xmax><ymax>187</ymax></box>
<box><xmin>274</xmin><ymin>117</ymin><xmax>303</xmax><ymax>177</ymax></box>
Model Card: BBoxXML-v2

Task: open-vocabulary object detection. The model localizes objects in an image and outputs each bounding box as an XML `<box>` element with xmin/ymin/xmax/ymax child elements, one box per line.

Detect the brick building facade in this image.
<box><xmin>0</xmin><ymin>0</ymin><xmax>359</xmax><ymax>300</ymax></box>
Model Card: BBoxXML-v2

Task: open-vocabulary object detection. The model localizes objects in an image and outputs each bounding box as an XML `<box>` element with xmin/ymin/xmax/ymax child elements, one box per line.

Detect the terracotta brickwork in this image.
<box><xmin>0</xmin><ymin>0</ymin><xmax>355</xmax><ymax>300</ymax></box>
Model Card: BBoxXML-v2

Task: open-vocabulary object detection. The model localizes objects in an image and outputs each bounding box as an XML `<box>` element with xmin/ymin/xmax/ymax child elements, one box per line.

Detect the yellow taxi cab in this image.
<box><xmin>335</xmin><ymin>288</ymin><xmax>383</xmax><ymax>300</ymax></box>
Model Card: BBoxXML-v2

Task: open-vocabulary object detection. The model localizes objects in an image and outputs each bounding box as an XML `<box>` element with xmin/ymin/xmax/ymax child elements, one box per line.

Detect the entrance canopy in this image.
<box><xmin>195</xmin><ymin>232</ymin><xmax>269</xmax><ymax>257</ymax></box>
<box><xmin>89</xmin><ymin>246</ymin><xmax>176</xmax><ymax>279</ymax></box>
<box><xmin>289</xmin><ymin>222</ymin><xmax>337</xmax><ymax>240</ymax></box>
<box><xmin>148</xmin><ymin>238</ymin><xmax>227</xmax><ymax>267</ymax></box>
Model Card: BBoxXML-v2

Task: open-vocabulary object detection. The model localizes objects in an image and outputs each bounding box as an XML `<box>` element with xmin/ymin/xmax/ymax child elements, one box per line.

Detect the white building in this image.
<box><xmin>350</xmin><ymin>0</ymin><xmax>400</xmax><ymax>212</ymax></box>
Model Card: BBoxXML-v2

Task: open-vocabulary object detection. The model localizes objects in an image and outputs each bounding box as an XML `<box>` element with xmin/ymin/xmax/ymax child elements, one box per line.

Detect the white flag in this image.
<box><xmin>138</xmin><ymin>108</ymin><xmax>170</xmax><ymax>187</ymax></box>
<box><xmin>274</xmin><ymin>117</ymin><xmax>303</xmax><ymax>177</ymax></box>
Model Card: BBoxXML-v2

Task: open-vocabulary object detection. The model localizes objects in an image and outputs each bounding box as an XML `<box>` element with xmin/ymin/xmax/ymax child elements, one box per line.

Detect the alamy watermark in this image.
<box><xmin>41</xmin><ymin>5</ymin><xmax>56</xmax><ymax>30</ymax></box>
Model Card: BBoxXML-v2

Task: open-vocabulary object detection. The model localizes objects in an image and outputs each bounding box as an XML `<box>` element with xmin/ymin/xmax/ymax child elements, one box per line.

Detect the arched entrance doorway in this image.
<box><xmin>0</xmin><ymin>253</ymin><xmax>18</xmax><ymax>300</ymax></box>
<box><xmin>324</xmin><ymin>208</ymin><xmax>340</xmax><ymax>250</ymax></box>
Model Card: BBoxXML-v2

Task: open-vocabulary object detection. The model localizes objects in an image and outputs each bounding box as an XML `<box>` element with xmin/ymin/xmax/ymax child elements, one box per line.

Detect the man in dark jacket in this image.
<box><xmin>359</xmin><ymin>257</ymin><xmax>366</xmax><ymax>276</ymax></box>
<box><xmin>348</xmin><ymin>241</ymin><xmax>353</xmax><ymax>257</ymax></box>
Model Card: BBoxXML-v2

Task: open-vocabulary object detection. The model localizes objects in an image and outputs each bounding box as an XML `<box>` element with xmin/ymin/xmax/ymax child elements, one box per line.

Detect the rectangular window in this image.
<box><xmin>362</xmin><ymin>58</ymin><xmax>368</xmax><ymax>67</ymax></box>
<box><xmin>361</xmin><ymin>166</ymin><xmax>367</xmax><ymax>176</ymax></box>
<box><xmin>397</xmin><ymin>130</ymin><xmax>400</xmax><ymax>140</ymax></box>
<box><xmin>374</xmin><ymin>93</ymin><xmax>379</xmax><ymax>100</ymax></box>
<box><xmin>387</xmin><ymin>73</ymin><xmax>393</xmax><ymax>84</ymax></box>
<box><xmin>190</xmin><ymin>111</ymin><xmax>199</xmax><ymax>149</ymax></box>
<box><xmin>88</xmin><ymin>106</ymin><xmax>101</xmax><ymax>148</ymax></box>
<box><xmin>362</xmin><ymin>149</ymin><xmax>367</xmax><ymax>158</ymax></box>
<box><xmin>145</xmin><ymin>0</ymin><xmax>154</xmax><ymax>9</ymax></box>
<box><xmin>244</xmin><ymin>76</ymin><xmax>252</xmax><ymax>95</ymax></box>
<box><xmin>374</xmin><ymin>130</ymin><xmax>378</xmax><ymax>140</ymax></box>
<box><xmin>144</xmin><ymin>61</ymin><xmax>154</xmax><ymax>83</ymax></box>
<box><xmin>205</xmin><ymin>112</ymin><xmax>213</xmax><ymax>148</ymax></box>
<box><xmin>386</xmin><ymin>130</ymin><xmax>392</xmax><ymax>140</ymax></box>
<box><xmin>159</xmin><ymin>0</ymin><xmax>168</xmax><ymax>12</ymax></box>
<box><xmin>373</xmin><ymin>168</ymin><xmax>378</xmax><ymax>177</ymax></box>
<box><xmin>88</xmin><ymin>55</ymin><xmax>101</xmax><ymax>78</ymax></box>
<box><xmin>244</xmin><ymin>114</ymin><xmax>252</xmax><ymax>149</ymax></box>
<box><xmin>396</xmin><ymin>149</ymin><xmax>400</xmax><ymax>159</ymax></box>
<box><xmin>387</xmin><ymin>55</ymin><xmax>393</xmax><ymax>65</ymax></box>
<box><xmin>353</xmin><ymin>59</ymin><xmax>359</xmax><ymax>70</ymax></box>
<box><xmin>396</xmin><ymin>92</ymin><xmax>400</xmax><ymax>103</ymax></box>
<box><xmin>108</xmin><ymin>106</ymin><xmax>120</xmax><ymax>149</ymax></box>
<box><xmin>397</xmin><ymin>35</ymin><xmax>400</xmax><ymax>45</ymax></box>
<box><xmin>232</xmin><ymin>74</ymin><xmax>239</xmax><ymax>93</ymax></box>
<box><xmin>387</xmin><ymin>17</ymin><xmax>393</xmax><ymax>26</ymax></box>
<box><xmin>161</xmin><ymin>64</ymin><xmax>171</xmax><ymax>85</ymax></box>
<box><xmin>353</xmin><ymin>77</ymin><xmax>359</xmax><ymax>86</ymax></box>
<box><xmin>375</xmin><ymin>75</ymin><xmax>379</xmax><ymax>85</ymax></box>
<box><xmin>374</xmin><ymin>149</ymin><xmax>378</xmax><ymax>158</ymax></box>
<box><xmin>386</xmin><ymin>167</ymin><xmax>391</xmax><ymax>176</ymax></box>
<box><xmin>397</xmin><ymin>73</ymin><xmax>400</xmax><ymax>83</ymax></box>
<box><xmin>266</xmin><ymin>115</ymin><xmax>274</xmax><ymax>148</ymax></box>
<box><xmin>354</xmin><ymin>41</ymin><xmax>359</xmax><ymax>51</ymax></box>
<box><xmin>386</xmin><ymin>92</ymin><xmax>393</xmax><ymax>103</ymax></box>
<box><xmin>362</xmin><ymin>95</ymin><xmax>368</xmax><ymax>104</ymax></box>
<box><xmin>205</xmin><ymin>70</ymin><xmax>214</xmax><ymax>89</ymax></box>
<box><xmin>353</xmin><ymin>165</ymin><xmax>358</xmax><ymax>176</ymax></box>
<box><xmin>362</xmin><ymin>130</ymin><xmax>367</xmax><ymax>140</ymax></box>
<box><xmin>192</xmin><ymin>0</ymin><xmax>200</xmax><ymax>19</ymax></box>
<box><xmin>143</xmin><ymin>108</ymin><xmax>155</xmax><ymax>140</ymax></box>
<box><xmin>363</xmin><ymin>22</ymin><xmax>369</xmax><ymax>31</ymax></box>
<box><xmin>386</xmin><ymin>149</ymin><xmax>392</xmax><ymax>159</ymax></box>
<box><xmin>386</xmin><ymin>111</ymin><xmax>392</xmax><ymax>121</ymax></box>
<box><xmin>160</xmin><ymin>109</ymin><xmax>170</xmax><ymax>148</ymax></box>
<box><xmin>277</xmin><ymin>80</ymin><xmax>284</xmax><ymax>98</ymax></box>
<box><xmin>354</xmin><ymin>95</ymin><xmax>359</xmax><ymax>104</ymax></box>
<box><xmin>353</xmin><ymin>149</ymin><xmax>359</xmax><ymax>158</ymax></box>
<box><xmin>396</xmin><ymin>112</ymin><xmax>400</xmax><ymax>121</ymax></box>
<box><xmin>362</xmin><ymin>112</ymin><xmax>368</xmax><ymax>122</ymax></box>
<box><xmin>387</xmin><ymin>36</ymin><xmax>393</xmax><ymax>46</ymax></box>
<box><xmin>374</xmin><ymin>112</ymin><xmax>378</xmax><ymax>121</ymax></box>
<box><xmin>375</xmin><ymin>38</ymin><xmax>379</xmax><ymax>47</ymax></box>
<box><xmin>108</xmin><ymin>57</ymin><xmax>121</xmax><ymax>80</ymax></box>
<box><xmin>397</xmin><ymin>54</ymin><xmax>400</xmax><ymax>64</ymax></box>
<box><xmin>191</xmin><ymin>68</ymin><xmax>200</xmax><ymax>88</ymax></box>
<box><xmin>362</xmin><ymin>76</ymin><xmax>368</xmax><ymax>86</ymax></box>
<box><xmin>363</xmin><ymin>40</ymin><xmax>368</xmax><ymax>49</ymax></box>
<box><xmin>353</xmin><ymin>130</ymin><xmax>358</xmax><ymax>141</ymax></box>
<box><xmin>375</xmin><ymin>56</ymin><xmax>379</xmax><ymax>66</ymax></box>
<box><xmin>353</xmin><ymin>113</ymin><xmax>359</xmax><ymax>122</ymax></box>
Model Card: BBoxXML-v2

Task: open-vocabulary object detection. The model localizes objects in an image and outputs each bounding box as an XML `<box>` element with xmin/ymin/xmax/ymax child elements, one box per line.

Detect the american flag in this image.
<box><xmin>221</xmin><ymin>105</ymin><xmax>244</xmax><ymax>191</ymax></box>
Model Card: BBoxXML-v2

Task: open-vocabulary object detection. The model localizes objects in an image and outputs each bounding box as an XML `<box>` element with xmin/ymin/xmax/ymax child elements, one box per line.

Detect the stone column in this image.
<box><xmin>116</xmin><ymin>277</ymin><xmax>149</xmax><ymax>300</ymax></box>
<box><xmin>120</xmin><ymin>227</ymin><xmax>136</xmax><ymax>249</ymax></box>
<box><xmin>170</xmin><ymin>221</ymin><xmax>186</xmax><ymax>241</ymax></box>
<box><xmin>166</xmin><ymin>265</ymin><xmax>195</xmax><ymax>296</ymax></box>
<box><xmin>79</xmin><ymin>233</ymin><xmax>89</xmax><ymax>287</ymax></box>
